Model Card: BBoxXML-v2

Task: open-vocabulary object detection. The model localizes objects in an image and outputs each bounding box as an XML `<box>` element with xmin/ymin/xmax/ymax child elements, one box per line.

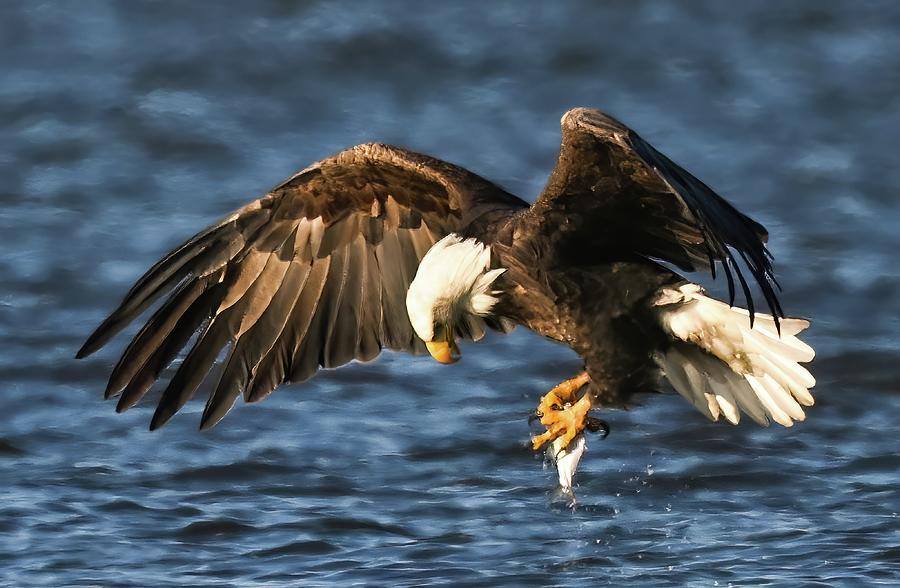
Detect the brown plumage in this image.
<box><xmin>78</xmin><ymin>108</ymin><xmax>794</xmax><ymax>431</ymax></box>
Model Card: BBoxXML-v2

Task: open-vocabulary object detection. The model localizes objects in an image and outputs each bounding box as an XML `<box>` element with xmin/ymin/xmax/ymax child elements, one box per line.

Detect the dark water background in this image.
<box><xmin>2</xmin><ymin>1</ymin><xmax>899</xmax><ymax>586</ymax></box>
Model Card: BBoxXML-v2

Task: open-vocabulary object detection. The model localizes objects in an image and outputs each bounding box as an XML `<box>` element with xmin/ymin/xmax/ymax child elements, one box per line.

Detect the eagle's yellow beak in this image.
<box><xmin>426</xmin><ymin>337</ymin><xmax>460</xmax><ymax>364</ymax></box>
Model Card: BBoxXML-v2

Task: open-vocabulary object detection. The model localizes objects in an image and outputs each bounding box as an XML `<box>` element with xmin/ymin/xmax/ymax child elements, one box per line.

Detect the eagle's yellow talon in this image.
<box><xmin>530</xmin><ymin>372</ymin><xmax>593</xmax><ymax>452</ymax></box>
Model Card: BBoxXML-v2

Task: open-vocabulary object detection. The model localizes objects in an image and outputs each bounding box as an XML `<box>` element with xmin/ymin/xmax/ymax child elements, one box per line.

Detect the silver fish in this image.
<box><xmin>550</xmin><ymin>433</ymin><xmax>587</xmax><ymax>496</ymax></box>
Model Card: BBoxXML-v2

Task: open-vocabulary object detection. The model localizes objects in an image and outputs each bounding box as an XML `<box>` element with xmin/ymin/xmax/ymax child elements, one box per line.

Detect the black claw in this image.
<box><xmin>528</xmin><ymin>410</ymin><xmax>543</xmax><ymax>425</ymax></box>
<box><xmin>586</xmin><ymin>417</ymin><xmax>610</xmax><ymax>439</ymax></box>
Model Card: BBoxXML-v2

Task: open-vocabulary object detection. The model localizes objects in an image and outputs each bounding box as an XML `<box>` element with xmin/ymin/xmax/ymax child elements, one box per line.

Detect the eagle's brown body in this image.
<box><xmin>493</xmin><ymin>248</ymin><xmax>680</xmax><ymax>406</ymax></box>
<box><xmin>78</xmin><ymin>108</ymin><xmax>810</xmax><ymax>438</ymax></box>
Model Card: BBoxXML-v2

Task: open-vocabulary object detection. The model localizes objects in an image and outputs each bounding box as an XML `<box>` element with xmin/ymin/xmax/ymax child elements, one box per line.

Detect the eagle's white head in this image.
<box><xmin>406</xmin><ymin>234</ymin><xmax>506</xmax><ymax>364</ymax></box>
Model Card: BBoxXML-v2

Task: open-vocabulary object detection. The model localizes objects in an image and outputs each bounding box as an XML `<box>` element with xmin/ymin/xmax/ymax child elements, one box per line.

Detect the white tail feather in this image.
<box><xmin>655</xmin><ymin>284</ymin><xmax>816</xmax><ymax>427</ymax></box>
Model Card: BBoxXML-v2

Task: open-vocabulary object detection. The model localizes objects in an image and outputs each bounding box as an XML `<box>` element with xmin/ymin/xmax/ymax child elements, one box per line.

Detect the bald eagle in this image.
<box><xmin>77</xmin><ymin>108</ymin><xmax>815</xmax><ymax>466</ymax></box>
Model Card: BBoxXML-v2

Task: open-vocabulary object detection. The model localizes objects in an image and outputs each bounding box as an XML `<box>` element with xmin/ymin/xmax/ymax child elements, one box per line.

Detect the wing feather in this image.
<box><xmin>318</xmin><ymin>242</ymin><xmax>353</xmax><ymax>369</ymax></box>
<box><xmin>202</xmin><ymin>259</ymin><xmax>311</xmax><ymax>427</ymax></box>
<box><xmin>245</xmin><ymin>255</ymin><xmax>331</xmax><ymax>403</ymax></box>
<box><xmin>288</xmin><ymin>254</ymin><xmax>338</xmax><ymax>384</ymax></box>
<box><xmin>115</xmin><ymin>271</ymin><xmax>228</xmax><ymax>412</ymax></box>
<box><xmin>375</xmin><ymin>226</ymin><xmax>413</xmax><ymax>350</ymax></box>
<box><xmin>325</xmin><ymin>234</ymin><xmax>365</xmax><ymax>368</ymax></box>
<box><xmin>357</xmin><ymin>241</ymin><xmax>383</xmax><ymax>362</ymax></box>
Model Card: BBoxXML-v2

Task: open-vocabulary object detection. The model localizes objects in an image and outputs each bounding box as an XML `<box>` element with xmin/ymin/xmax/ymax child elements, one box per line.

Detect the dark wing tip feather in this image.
<box><xmin>626</xmin><ymin>126</ymin><xmax>784</xmax><ymax>322</ymax></box>
<box><xmin>76</xmin><ymin>315</ymin><xmax>124</xmax><ymax>359</ymax></box>
<box><xmin>722</xmin><ymin>253</ymin><xmax>737</xmax><ymax>307</ymax></box>
<box><xmin>148</xmin><ymin>407</ymin><xmax>171</xmax><ymax>431</ymax></box>
<box><xmin>74</xmin><ymin>343</ymin><xmax>92</xmax><ymax>360</ymax></box>
<box><xmin>198</xmin><ymin>414</ymin><xmax>219</xmax><ymax>431</ymax></box>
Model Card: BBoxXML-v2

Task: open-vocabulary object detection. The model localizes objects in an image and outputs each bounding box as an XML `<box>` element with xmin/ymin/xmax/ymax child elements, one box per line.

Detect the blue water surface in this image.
<box><xmin>2</xmin><ymin>1</ymin><xmax>899</xmax><ymax>586</ymax></box>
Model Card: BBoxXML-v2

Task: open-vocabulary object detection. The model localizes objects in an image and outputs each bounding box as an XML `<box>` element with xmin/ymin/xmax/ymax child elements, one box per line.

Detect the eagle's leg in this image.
<box><xmin>530</xmin><ymin>372</ymin><xmax>593</xmax><ymax>452</ymax></box>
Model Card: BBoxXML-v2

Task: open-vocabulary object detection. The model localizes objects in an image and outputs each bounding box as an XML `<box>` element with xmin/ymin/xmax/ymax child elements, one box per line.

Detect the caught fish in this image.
<box><xmin>551</xmin><ymin>433</ymin><xmax>587</xmax><ymax>495</ymax></box>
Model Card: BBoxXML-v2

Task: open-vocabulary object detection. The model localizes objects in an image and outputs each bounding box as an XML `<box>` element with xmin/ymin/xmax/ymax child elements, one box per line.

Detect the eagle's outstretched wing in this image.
<box><xmin>531</xmin><ymin>108</ymin><xmax>781</xmax><ymax>324</ymax></box>
<box><xmin>77</xmin><ymin>143</ymin><xmax>526</xmax><ymax>430</ymax></box>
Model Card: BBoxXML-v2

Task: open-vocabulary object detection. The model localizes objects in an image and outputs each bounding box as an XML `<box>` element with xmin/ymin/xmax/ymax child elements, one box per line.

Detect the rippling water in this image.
<box><xmin>3</xmin><ymin>1</ymin><xmax>900</xmax><ymax>585</ymax></box>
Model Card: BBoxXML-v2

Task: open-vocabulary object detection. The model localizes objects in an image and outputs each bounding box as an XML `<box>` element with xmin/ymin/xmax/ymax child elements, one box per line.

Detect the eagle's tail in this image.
<box><xmin>653</xmin><ymin>284</ymin><xmax>816</xmax><ymax>427</ymax></box>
